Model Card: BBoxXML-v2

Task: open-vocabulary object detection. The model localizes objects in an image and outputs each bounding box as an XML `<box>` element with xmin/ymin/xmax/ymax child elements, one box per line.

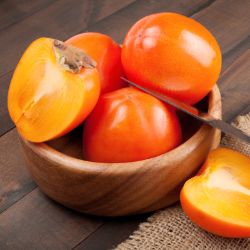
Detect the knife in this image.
<box><xmin>121</xmin><ymin>77</ymin><xmax>250</xmax><ymax>144</ymax></box>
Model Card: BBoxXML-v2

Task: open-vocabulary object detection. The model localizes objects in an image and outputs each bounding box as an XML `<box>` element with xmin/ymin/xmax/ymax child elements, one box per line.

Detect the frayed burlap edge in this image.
<box><xmin>115</xmin><ymin>113</ymin><xmax>250</xmax><ymax>250</ymax></box>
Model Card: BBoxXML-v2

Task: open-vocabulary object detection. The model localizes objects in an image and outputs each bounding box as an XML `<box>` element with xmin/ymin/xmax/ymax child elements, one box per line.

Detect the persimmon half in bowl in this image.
<box><xmin>19</xmin><ymin>85</ymin><xmax>221</xmax><ymax>216</ymax></box>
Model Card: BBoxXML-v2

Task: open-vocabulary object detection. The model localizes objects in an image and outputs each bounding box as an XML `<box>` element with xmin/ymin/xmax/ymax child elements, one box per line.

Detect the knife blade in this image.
<box><xmin>121</xmin><ymin>77</ymin><xmax>250</xmax><ymax>144</ymax></box>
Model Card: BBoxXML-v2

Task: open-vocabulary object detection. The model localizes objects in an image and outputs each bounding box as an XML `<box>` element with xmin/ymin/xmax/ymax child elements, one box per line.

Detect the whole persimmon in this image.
<box><xmin>181</xmin><ymin>148</ymin><xmax>250</xmax><ymax>238</ymax></box>
<box><xmin>83</xmin><ymin>87</ymin><xmax>182</xmax><ymax>163</ymax></box>
<box><xmin>122</xmin><ymin>13</ymin><xmax>222</xmax><ymax>105</ymax></box>
<box><xmin>66</xmin><ymin>32</ymin><xmax>125</xmax><ymax>94</ymax></box>
<box><xmin>8</xmin><ymin>38</ymin><xmax>100</xmax><ymax>142</ymax></box>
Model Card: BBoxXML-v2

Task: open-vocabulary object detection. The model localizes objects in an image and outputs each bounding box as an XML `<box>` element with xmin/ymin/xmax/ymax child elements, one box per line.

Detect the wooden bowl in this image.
<box><xmin>20</xmin><ymin>86</ymin><xmax>221</xmax><ymax>216</ymax></box>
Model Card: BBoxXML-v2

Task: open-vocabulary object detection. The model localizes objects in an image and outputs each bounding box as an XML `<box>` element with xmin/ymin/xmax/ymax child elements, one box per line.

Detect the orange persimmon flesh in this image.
<box><xmin>8</xmin><ymin>38</ymin><xmax>100</xmax><ymax>142</ymax></box>
<box><xmin>180</xmin><ymin>148</ymin><xmax>250</xmax><ymax>238</ymax></box>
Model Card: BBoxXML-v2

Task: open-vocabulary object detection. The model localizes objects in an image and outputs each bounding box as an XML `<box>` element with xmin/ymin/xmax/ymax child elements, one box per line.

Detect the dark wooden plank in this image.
<box><xmin>0</xmin><ymin>73</ymin><xmax>14</xmax><ymax>136</ymax></box>
<box><xmin>0</xmin><ymin>0</ymin><xmax>135</xmax><ymax>77</ymax></box>
<box><xmin>74</xmin><ymin>215</ymin><xmax>148</xmax><ymax>250</ymax></box>
<box><xmin>0</xmin><ymin>129</ymin><xmax>36</xmax><ymax>213</ymax></box>
<box><xmin>0</xmin><ymin>0</ymin><xmax>54</xmax><ymax>31</ymax></box>
<box><xmin>222</xmin><ymin>36</ymin><xmax>250</xmax><ymax>72</ymax></box>
<box><xmin>86</xmin><ymin>0</ymin><xmax>250</xmax><ymax>48</ymax></box>
<box><xmin>87</xmin><ymin>0</ymin><xmax>214</xmax><ymax>43</ymax></box>
<box><xmin>0</xmin><ymin>189</ymin><xmax>102</xmax><ymax>250</ymax></box>
<box><xmin>218</xmin><ymin>50</ymin><xmax>250</xmax><ymax>122</ymax></box>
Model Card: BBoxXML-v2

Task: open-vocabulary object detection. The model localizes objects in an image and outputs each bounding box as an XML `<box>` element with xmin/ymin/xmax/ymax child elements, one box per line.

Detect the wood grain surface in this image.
<box><xmin>0</xmin><ymin>0</ymin><xmax>54</xmax><ymax>31</ymax></box>
<box><xmin>219</xmin><ymin>50</ymin><xmax>250</xmax><ymax>121</ymax></box>
<box><xmin>0</xmin><ymin>129</ymin><xmax>36</xmax><ymax>213</ymax></box>
<box><xmin>0</xmin><ymin>0</ymin><xmax>249</xmax><ymax>249</ymax></box>
<box><xmin>0</xmin><ymin>189</ymin><xmax>102</xmax><ymax>249</ymax></box>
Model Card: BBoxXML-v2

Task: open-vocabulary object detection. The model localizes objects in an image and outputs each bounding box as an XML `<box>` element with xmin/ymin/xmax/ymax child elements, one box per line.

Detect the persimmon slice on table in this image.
<box><xmin>181</xmin><ymin>148</ymin><xmax>250</xmax><ymax>238</ymax></box>
<box><xmin>8</xmin><ymin>38</ymin><xmax>100</xmax><ymax>142</ymax></box>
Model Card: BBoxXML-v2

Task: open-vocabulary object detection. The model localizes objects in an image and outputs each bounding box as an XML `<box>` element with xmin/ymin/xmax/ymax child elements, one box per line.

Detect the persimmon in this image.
<box><xmin>66</xmin><ymin>32</ymin><xmax>125</xmax><ymax>94</ymax></box>
<box><xmin>122</xmin><ymin>13</ymin><xmax>222</xmax><ymax>105</ymax></box>
<box><xmin>83</xmin><ymin>87</ymin><xmax>182</xmax><ymax>163</ymax></box>
<box><xmin>180</xmin><ymin>148</ymin><xmax>250</xmax><ymax>238</ymax></box>
<box><xmin>8</xmin><ymin>38</ymin><xmax>100</xmax><ymax>142</ymax></box>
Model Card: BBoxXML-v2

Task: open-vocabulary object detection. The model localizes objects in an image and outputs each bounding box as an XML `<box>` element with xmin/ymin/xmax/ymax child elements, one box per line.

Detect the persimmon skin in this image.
<box><xmin>180</xmin><ymin>148</ymin><xmax>250</xmax><ymax>238</ymax></box>
<box><xmin>122</xmin><ymin>13</ymin><xmax>222</xmax><ymax>105</ymax></box>
<box><xmin>83</xmin><ymin>87</ymin><xmax>182</xmax><ymax>163</ymax></box>
<box><xmin>8</xmin><ymin>37</ymin><xmax>100</xmax><ymax>142</ymax></box>
<box><xmin>66</xmin><ymin>32</ymin><xmax>125</xmax><ymax>94</ymax></box>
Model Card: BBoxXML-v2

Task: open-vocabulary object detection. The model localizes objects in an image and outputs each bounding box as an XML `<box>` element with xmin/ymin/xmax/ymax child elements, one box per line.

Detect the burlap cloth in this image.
<box><xmin>115</xmin><ymin>113</ymin><xmax>250</xmax><ymax>250</ymax></box>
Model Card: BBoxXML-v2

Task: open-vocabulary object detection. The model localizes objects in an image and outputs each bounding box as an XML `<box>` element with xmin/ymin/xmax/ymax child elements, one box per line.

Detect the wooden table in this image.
<box><xmin>0</xmin><ymin>0</ymin><xmax>249</xmax><ymax>249</ymax></box>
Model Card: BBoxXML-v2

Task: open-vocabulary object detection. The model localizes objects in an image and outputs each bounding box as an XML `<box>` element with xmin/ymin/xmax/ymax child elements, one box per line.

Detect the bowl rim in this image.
<box><xmin>20</xmin><ymin>85</ymin><xmax>221</xmax><ymax>174</ymax></box>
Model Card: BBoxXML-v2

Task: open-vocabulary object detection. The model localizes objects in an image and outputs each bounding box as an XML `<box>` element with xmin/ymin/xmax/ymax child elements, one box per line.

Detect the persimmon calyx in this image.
<box><xmin>53</xmin><ymin>39</ymin><xmax>96</xmax><ymax>73</ymax></box>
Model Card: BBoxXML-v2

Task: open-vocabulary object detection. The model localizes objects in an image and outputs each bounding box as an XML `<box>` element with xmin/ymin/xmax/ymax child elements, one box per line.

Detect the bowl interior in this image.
<box><xmin>47</xmin><ymin>95</ymin><xmax>209</xmax><ymax>161</ymax></box>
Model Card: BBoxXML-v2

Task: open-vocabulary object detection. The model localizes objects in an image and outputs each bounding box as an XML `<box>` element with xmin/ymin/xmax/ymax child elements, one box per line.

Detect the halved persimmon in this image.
<box><xmin>180</xmin><ymin>148</ymin><xmax>250</xmax><ymax>238</ymax></box>
<box><xmin>8</xmin><ymin>37</ymin><xmax>100</xmax><ymax>142</ymax></box>
<box><xmin>66</xmin><ymin>32</ymin><xmax>125</xmax><ymax>94</ymax></box>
